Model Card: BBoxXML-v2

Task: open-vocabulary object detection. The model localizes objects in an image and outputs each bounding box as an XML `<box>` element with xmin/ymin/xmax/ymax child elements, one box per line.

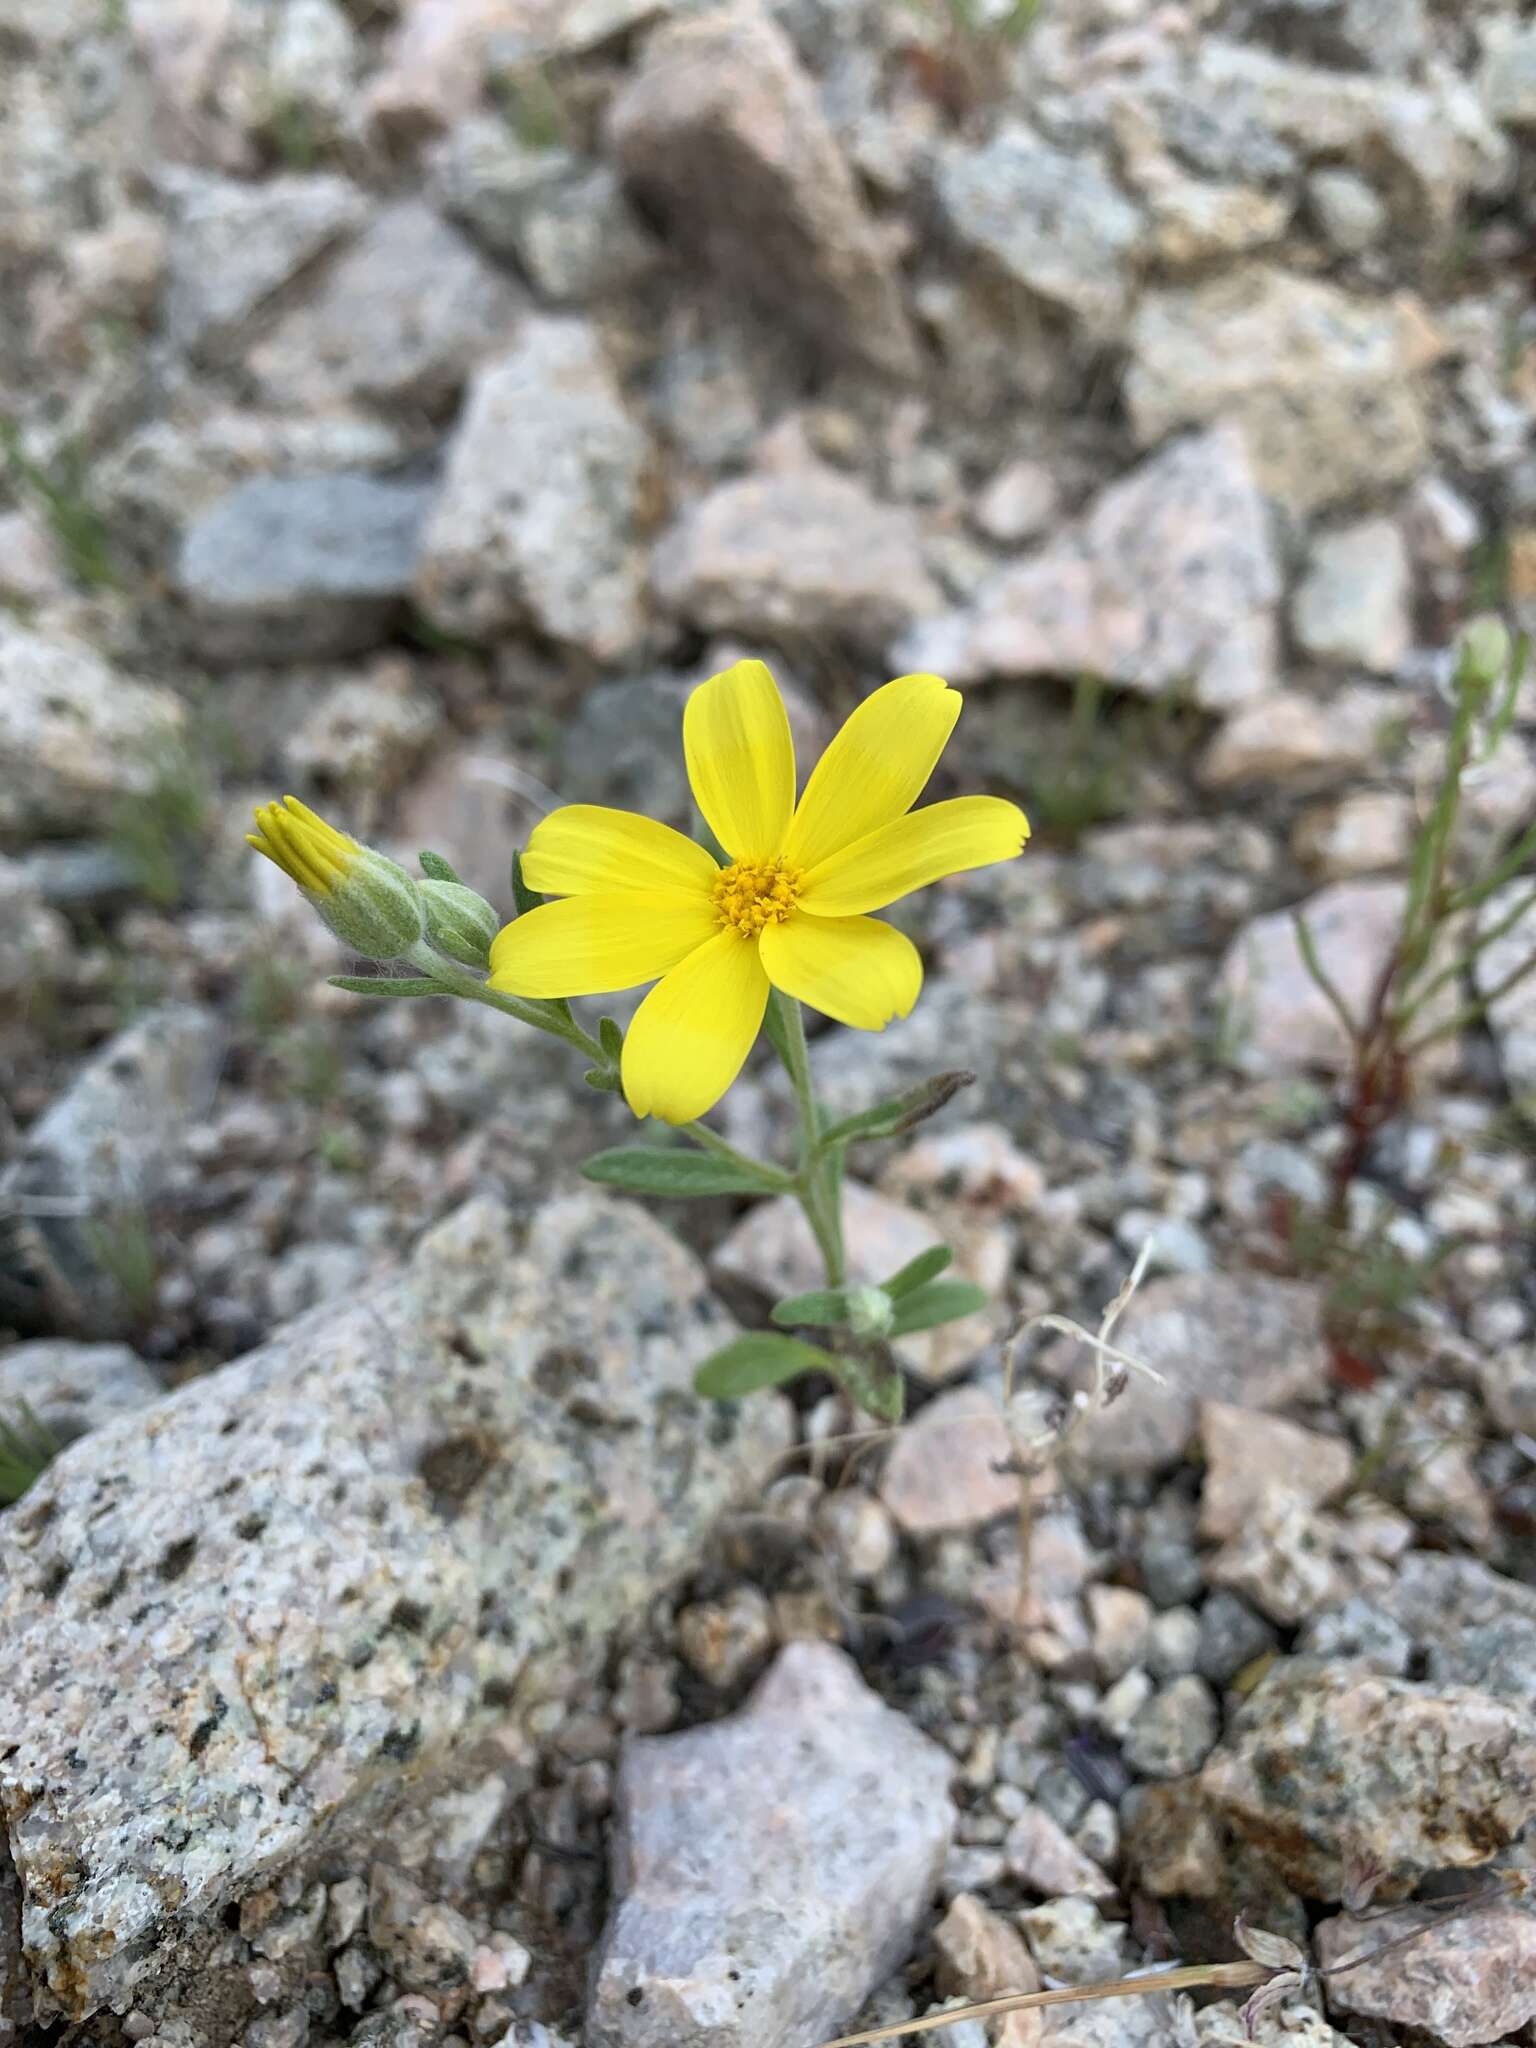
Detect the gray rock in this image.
<box><xmin>1307</xmin><ymin>166</ymin><xmax>1387</xmax><ymax>252</ymax></box>
<box><xmin>1122</xmin><ymin>1676</ymin><xmax>1219</xmax><ymax>1780</ymax></box>
<box><xmin>588</xmin><ymin>1643</ymin><xmax>953</xmax><ymax>2048</ymax></box>
<box><xmin>652</xmin><ymin>466</ymin><xmax>940</xmax><ymax>652</ymax></box>
<box><xmin>1196</xmin><ymin>1592</ymin><xmax>1278</xmax><ymax>1686</ymax></box>
<box><xmin>177</xmin><ymin>475</ymin><xmax>434</xmax><ymax>662</ymax></box>
<box><xmin>1480</xmin><ymin>18</ymin><xmax>1536</xmax><ymax>128</ymax></box>
<box><xmin>0</xmin><ymin>1193</ymin><xmax>789</xmax><ymax>2026</ymax></box>
<box><xmin>0</xmin><ymin>857</ymin><xmax>69</xmax><ymax>1003</ymax></box>
<box><xmin>278</xmin><ymin>659</ymin><xmax>440</xmax><ymax>792</ymax></box>
<box><xmin>0</xmin><ymin>1342</ymin><xmax>162</xmax><ymax>1446</ymax></box>
<box><xmin>1362</xmin><ymin>1553</ymin><xmax>1536</xmax><ymax>1705</ymax></box>
<box><xmin>250</xmin><ymin>200</ymin><xmax>522</xmax><ymax>415</ymax></box>
<box><xmin>607</xmin><ymin>3</ymin><xmax>917</xmax><ymax>377</ymax></box>
<box><xmin>1474</xmin><ymin>880</ymin><xmax>1536</xmax><ymax>1107</ymax></box>
<box><xmin>1125</xmin><ymin>265</ymin><xmax>1428</xmax><ymax>513</ymax></box>
<box><xmin>1235</xmin><ymin>0</ymin><xmax>1427</xmax><ymax>74</ymax></box>
<box><xmin>0</xmin><ymin>622</ymin><xmax>186</xmax><ymax>840</ymax></box>
<box><xmin>902</xmin><ymin>426</ymin><xmax>1279</xmax><ymax>710</ymax></box>
<box><xmin>1315</xmin><ymin>1904</ymin><xmax>1536</xmax><ymax>2047</ymax></box>
<box><xmin>1</xmin><ymin>1006</ymin><xmax>224</xmax><ymax>1335</ymax></box>
<box><xmin>1202</xmin><ymin>1658</ymin><xmax>1536</xmax><ymax>1898</ymax></box>
<box><xmin>415</xmin><ymin>317</ymin><xmax>648</xmax><ymax>659</ymax></box>
<box><xmin>931</xmin><ymin>123</ymin><xmax>1145</xmax><ymax>340</ymax></box>
<box><xmin>1041</xmin><ymin>1273</ymin><xmax>1330</xmax><ymax>1476</ymax></box>
<box><xmin>1291</xmin><ymin>518</ymin><xmax>1411</xmax><ymax>673</ymax></box>
<box><xmin>158</xmin><ymin>168</ymin><xmax>367</xmax><ymax>354</ymax></box>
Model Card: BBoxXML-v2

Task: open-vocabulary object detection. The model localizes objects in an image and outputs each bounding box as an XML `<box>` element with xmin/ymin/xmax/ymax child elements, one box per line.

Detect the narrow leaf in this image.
<box><xmin>883</xmin><ymin>1244</ymin><xmax>953</xmax><ymax>1299</ymax></box>
<box><xmin>599</xmin><ymin>1015</ymin><xmax>624</xmax><ymax>1062</ymax></box>
<box><xmin>771</xmin><ymin>1289</ymin><xmax>851</xmax><ymax>1328</ymax></box>
<box><xmin>328</xmin><ymin>975</ymin><xmax>445</xmax><ymax>998</ymax></box>
<box><xmin>580</xmin><ymin>1147</ymin><xmax>785</xmax><ymax>1196</ymax></box>
<box><xmin>818</xmin><ymin>1070</ymin><xmax>976</xmax><ymax>1149</ymax></box>
<box><xmin>583</xmin><ymin>1066</ymin><xmax>622</xmax><ymax>1093</ymax></box>
<box><xmin>418</xmin><ymin>850</ymin><xmax>462</xmax><ymax>883</ymax></box>
<box><xmin>510</xmin><ymin>850</ymin><xmax>543</xmax><ymax>917</ymax></box>
<box><xmin>887</xmin><ymin>1278</ymin><xmax>989</xmax><ymax>1336</ymax></box>
<box><xmin>693</xmin><ymin>1333</ymin><xmax>837</xmax><ymax>1400</ymax></box>
<box><xmin>833</xmin><ymin>1345</ymin><xmax>906</xmax><ymax>1423</ymax></box>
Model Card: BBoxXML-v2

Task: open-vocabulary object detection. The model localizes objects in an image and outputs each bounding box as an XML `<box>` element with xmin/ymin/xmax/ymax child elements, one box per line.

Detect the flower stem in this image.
<box><xmin>411</xmin><ymin>947</ymin><xmax>609</xmax><ymax>1066</ymax></box>
<box><xmin>775</xmin><ymin>994</ymin><xmax>846</xmax><ymax>1286</ymax></box>
<box><xmin>684</xmin><ymin>1117</ymin><xmax>794</xmax><ymax>1189</ymax></box>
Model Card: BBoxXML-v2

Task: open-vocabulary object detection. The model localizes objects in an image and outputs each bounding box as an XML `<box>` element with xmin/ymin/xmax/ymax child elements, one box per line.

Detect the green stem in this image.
<box><xmin>684</xmin><ymin>1117</ymin><xmax>794</xmax><ymax>1189</ymax></box>
<box><xmin>775</xmin><ymin>994</ymin><xmax>846</xmax><ymax>1285</ymax></box>
<box><xmin>413</xmin><ymin>946</ymin><xmax>608</xmax><ymax>1065</ymax></box>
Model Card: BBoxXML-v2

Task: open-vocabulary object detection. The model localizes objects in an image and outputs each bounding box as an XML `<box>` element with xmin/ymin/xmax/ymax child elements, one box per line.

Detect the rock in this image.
<box><xmin>1474</xmin><ymin>881</ymin><xmax>1536</xmax><ymax>1106</ymax></box>
<box><xmin>1358</xmin><ymin>1553</ymin><xmax>1536</xmax><ymax>1706</ymax></box>
<box><xmin>1041</xmin><ymin>1273</ymin><xmax>1329</xmax><ymax>1476</ymax></box>
<box><xmin>1197</xmin><ymin>1592</ymin><xmax>1279</xmax><ymax>1686</ymax></box>
<box><xmin>264</xmin><ymin>0</ymin><xmax>360</xmax><ymax>145</ymax></box>
<box><xmin>1125</xmin><ymin>266</ymin><xmax>1428</xmax><ymax>513</ymax></box>
<box><xmin>1403</xmin><ymin>474</ymin><xmax>1481</xmax><ymax>567</ymax></box>
<box><xmin>363</xmin><ymin>0</ymin><xmax>523</xmax><ymax>142</ymax></box>
<box><xmin>1238</xmin><ymin>0</ymin><xmax>1427</xmax><ymax>74</ymax></box>
<box><xmin>1137</xmin><ymin>166</ymin><xmax>1292</xmax><ymax>271</ymax></box>
<box><xmin>1480</xmin><ymin>18</ymin><xmax>1536</xmax><ymax>128</ymax></box>
<box><xmin>1206</xmin><ymin>1497</ymin><xmax>1357</xmax><ymax>1626</ymax></box>
<box><xmin>1219</xmin><ymin>880</ymin><xmax>1444</xmax><ymax>1078</ymax></box>
<box><xmin>367</xmin><ymin>1867</ymin><xmax>478</xmax><ymax>1995</ymax></box>
<box><xmin>1017</xmin><ymin>1897</ymin><xmax>1126</xmax><ymax>1986</ymax></box>
<box><xmin>588</xmin><ymin>1643</ymin><xmax>953</xmax><ymax>2048</ymax></box>
<box><xmin>652</xmin><ymin>467</ymin><xmax>939</xmax><ymax>654</ymax></box>
<box><xmin>1291</xmin><ymin>519</ymin><xmax>1411</xmax><ymax>673</ymax></box>
<box><xmin>250</xmin><ymin>200</ymin><xmax>521</xmax><ymax>416</ymax></box>
<box><xmin>0</xmin><ymin>1342</ymin><xmax>161</xmax><ymax>1447</ymax></box>
<box><xmin>606</xmin><ymin>3</ymin><xmax>917</xmax><ymax>378</ymax></box>
<box><xmin>1086</xmin><ymin>1584</ymin><xmax>1153</xmax><ymax>1682</ymax></box>
<box><xmin>1316</xmin><ymin>1904</ymin><xmax>1536</xmax><ymax>2047</ymax></box>
<box><xmin>1124</xmin><ymin>1779</ymin><xmax>1226</xmax><ymax>1899</ymax></box>
<box><xmin>0</xmin><ymin>1194</ymin><xmax>789</xmax><ymax>2025</ymax></box>
<box><xmin>814</xmin><ymin>1490</ymin><xmax>896</xmax><ymax>1583</ymax></box>
<box><xmin>1307</xmin><ymin>166</ymin><xmax>1387</xmax><ymax>252</ymax></box>
<box><xmin>676</xmin><ymin>1586</ymin><xmax>773</xmax><ymax>1689</ymax></box>
<box><xmin>0</xmin><ymin>1006</ymin><xmax>225</xmax><ymax>1336</ymax></box>
<box><xmin>415</xmin><ymin>317</ymin><xmax>648</xmax><ymax>659</ymax></box>
<box><xmin>972</xmin><ymin>462</ymin><xmax>1059</xmax><ymax>548</ymax></box>
<box><xmin>158</xmin><ymin>168</ymin><xmax>367</xmax><ymax>355</ymax></box>
<box><xmin>0</xmin><ymin>857</ymin><xmax>69</xmax><ymax>1003</ymax></box>
<box><xmin>1003</xmin><ymin>1808</ymin><xmax>1115</xmax><ymax>1902</ymax></box>
<box><xmin>279</xmin><ymin>658</ymin><xmax>439</xmax><ymax>792</ymax></box>
<box><xmin>933</xmin><ymin>1893</ymin><xmax>1042</xmax><ymax>2048</ymax></box>
<box><xmin>1291</xmin><ymin>791</ymin><xmax>1412</xmax><ymax>877</ymax></box>
<box><xmin>1196</xmin><ymin>2001</ymin><xmax>1354</xmax><ymax>2048</ymax></box>
<box><xmin>1202</xmin><ymin>1659</ymin><xmax>1536</xmax><ymax>1898</ymax></box>
<box><xmin>0</xmin><ymin>622</ymin><xmax>186</xmax><ymax>840</ymax></box>
<box><xmin>177</xmin><ymin>475</ymin><xmax>434</xmax><ymax>663</ymax></box>
<box><xmin>903</xmin><ymin>427</ymin><xmax>1280</xmax><ymax>711</ymax></box>
<box><xmin>1122</xmin><ymin>1676</ymin><xmax>1220</xmax><ymax>1780</ymax></box>
<box><xmin>1198</xmin><ymin>1402</ymin><xmax>1352</xmax><ymax>1541</ymax></box>
<box><xmin>931</xmin><ymin>123</ymin><xmax>1144</xmax><ymax>340</ymax></box>
<box><xmin>877</xmin><ymin>1387</ymin><xmax>1017</xmax><ymax>1537</ymax></box>
<box><xmin>1197</xmin><ymin>688</ymin><xmax>1396</xmax><ymax>791</ymax></box>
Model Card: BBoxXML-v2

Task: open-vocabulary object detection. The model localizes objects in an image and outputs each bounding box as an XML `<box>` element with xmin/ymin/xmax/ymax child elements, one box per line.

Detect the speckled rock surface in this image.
<box><xmin>1202</xmin><ymin>1658</ymin><xmax>1536</xmax><ymax>1898</ymax></box>
<box><xmin>588</xmin><ymin>1642</ymin><xmax>954</xmax><ymax>2048</ymax></box>
<box><xmin>1316</xmin><ymin>1903</ymin><xmax>1536</xmax><ymax>2047</ymax></box>
<box><xmin>0</xmin><ymin>1193</ymin><xmax>789</xmax><ymax>2026</ymax></box>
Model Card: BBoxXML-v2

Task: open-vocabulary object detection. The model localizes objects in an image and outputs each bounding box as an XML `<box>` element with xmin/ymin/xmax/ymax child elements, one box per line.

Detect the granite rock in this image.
<box><xmin>0</xmin><ymin>1194</ymin><xmax>789</xmax><ymax>2023</ymax></box>
<box><xmin>1315</xmin><ymin>1904</ymin><xmax>1536</xmax><ymax>2047</ymax></box>
<box><xmin>1291</xmin><ymin>518</ymin><xmax>1411</xmax><ymax>673</ymax></box>
<box><xmin>415</xmin><ymin>317</ymin><xmax>648</xmax><ymax>659</ymax></box>
<box><xmin>588</xmin><ymin>1643</ymin><xmax>953</xmax><ymax>2048</ymax></box>
<box><xmin>607</xmin><ymin>4</ymin><xmax>917</xmax><ymax>377</ymax></box>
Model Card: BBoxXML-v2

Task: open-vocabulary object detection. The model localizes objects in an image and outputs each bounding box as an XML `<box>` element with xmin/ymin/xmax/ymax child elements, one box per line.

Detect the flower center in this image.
<box><xmin>712</xmin><ymin>856</ymin><xmax>803</xmax><ymax>937</ymax></box>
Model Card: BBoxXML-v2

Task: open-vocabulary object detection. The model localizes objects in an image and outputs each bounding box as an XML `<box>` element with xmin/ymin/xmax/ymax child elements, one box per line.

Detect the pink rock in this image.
<box><xmin>1316</xmin><ymin>1904</ymin><xmax>1536</xmax><ymax>2048</ymax></box>
<box><xmin>1198</xmin><ymin>1402</ymin><xmax>1352</xmax><ymax>1541</ymax></box>
<box><xmin>1004</xmin><ymin>1806</ymin><xmax>1116</xmax><ymax>1902</ymax></box>
<box><xmin>879</xmin><ymin>1386</ymin><xmax>1018</xmax><ymax>1536</ymax></box>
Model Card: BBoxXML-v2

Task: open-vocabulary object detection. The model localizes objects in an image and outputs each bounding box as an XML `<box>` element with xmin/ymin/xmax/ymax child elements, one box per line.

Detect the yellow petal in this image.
<box><xmin>800</xmin><ymin>796</ymin><xmax>1030</xmax><ymax>917</ymax></box>
<box><xmin>785</xmin><ymin>673</ymin><xmax>961</xmax><ymax>872</ymax></box>
<box><xmin>622</xmin><ymin>930</ymin><xmax>769</xmax><ymax>1124</ymax></box>
<box><xmin>488</xmin><ymin>892</ymin><xmax>718</xmax><ymax>998</ymax></box>
<box><xmin>758</xmin><ymin>911</ymin><xmax>922</xmax><ymax>1030</ymax></box>
<box><xmin>521</xmin><ymin>804</ymin><xmax>719</xmax><ymax>897</ymax></box>
<box><xmin>683</xmin><ymin>659</ymin><xmax>795</xmax><ymax>862</ymax></box>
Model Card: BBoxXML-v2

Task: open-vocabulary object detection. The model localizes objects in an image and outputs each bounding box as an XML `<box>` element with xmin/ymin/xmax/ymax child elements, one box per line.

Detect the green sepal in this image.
<box><xmin>580</xmin><ymin>1147</ymin><xmax>790</xmax><ymax>1197</ymax></box>
<box><xmin>510</xmin><ymin>850</ymin><xmax>543</xmax><ymax>917</ymax></box>
<box><xmin>584</xmin><ymin>1067</ymin><xmax>623</xmax><ymax>1093</ymax></box>
<box><xmin>817</xmin><ymin>1069</ymin><xmax>976</xmax><ymax>1149</ymax></box>
<box><xmin>693</xmin><ymin>1332</ymin><xmax>838</xmax><ymax>1400</ymax></box>
<box><xmin>418</xmin><ymin>850</ymin><xmax>462</xmax><ymax>883</ymax></box>
<box><xmin>598</xmin><ymin>1016</ymin><xmax>624</xmax><ymax>1062</ymax></box>
<box><xmin>887</xmin><ymin>1278</ymin><xmax>989</xmax><ymax>1336</ymax></box>
<box><xmin>771</xmin><ymin>1288</ymin><xmax>851</xmax><ymax>1328</ymax></box>
<box><xmin>883</xmin><ymin>1244</ymin><xmax>953</xmax><ymax>1298</ymax></box>
<box><xmin>762</xmin><ymin>987</ymin><xmax>795</xmax><ymax>1069</ymax></box>
<box><xmin>328</xmin><ymin>975</ymin><xmax>445</xmax><ymax>998</ymax></box>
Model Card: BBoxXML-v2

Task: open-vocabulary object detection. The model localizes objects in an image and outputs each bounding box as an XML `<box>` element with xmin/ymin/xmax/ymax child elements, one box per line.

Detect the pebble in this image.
<box><xmin>1017</xmin><ymin>1897</ymin><xmax>1127</xmax><ymax>1986</ymax></box>
<box><xmin>675</xmin><ymin>1586</ymin><xmax>774</xmax><ymax>1689</ymax></box>
<box><xmin>1004</xmin><ymin>1806</ymin><xmax>1116</xmax><ymax>1902</ymax></box>
<box><xmin>933</xmin><ymin>1893</ymin><xmax>1042</xmax><ymax>2048</ymax></box>
<box><xmin>1122</xmin><ymin>1675</ymin><xmax>1220</xmax><ymax>1779</ymax></box>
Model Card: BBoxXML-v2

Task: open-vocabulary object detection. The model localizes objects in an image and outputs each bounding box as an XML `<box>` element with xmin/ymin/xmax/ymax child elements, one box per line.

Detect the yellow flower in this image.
<box><xmin>488</xmin><ymin>662</ymin><xmax>1029</xmax><ymax>1124</ymax></box>
<box><xmin>247</xmin><ymin>795</ymin><xmax>424</xmax><ymax>960</ymax></box>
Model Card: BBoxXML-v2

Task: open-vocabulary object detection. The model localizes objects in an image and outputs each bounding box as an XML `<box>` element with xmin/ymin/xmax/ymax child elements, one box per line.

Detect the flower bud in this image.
<box><xmin>1458</xmin><ymin>615</ymin><xmax>1511</xmax><ymax>699</ymax></box>
<box><xmin>247</xmin><ymin>797</ymin><xmax>424</xmax><ymax>961</ymax></box>
<box><xmin>420</xmin><ymin>878</ymin><xmax>499</xmax><ymax>969</ymax></box>
<box><xmin>846</xmin><ymin>1284</ymin><xmax>895</xmax><ymax>1339</ymax></box>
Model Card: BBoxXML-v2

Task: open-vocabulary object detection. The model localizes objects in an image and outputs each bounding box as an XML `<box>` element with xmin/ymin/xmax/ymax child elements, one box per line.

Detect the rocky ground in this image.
<box><xmin>4</xmin><ymin>0</ymin><xmax>1536</xmax><ymax>2045</ymax></box>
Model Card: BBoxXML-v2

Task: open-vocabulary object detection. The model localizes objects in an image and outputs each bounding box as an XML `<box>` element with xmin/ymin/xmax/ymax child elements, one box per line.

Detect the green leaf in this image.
<box><xmin>328</xmin><ymin>975</ymin><xmax>446</xmax><ymax>998</ymax></box>
<box><xmin>833</xmin><ymin>1346</ymin><xmax>906</xmax><ymax>1424</ymax></box>
<box><xmin>418</xmin><ymin>850</ymin><xmax>462</xmax><ymax>884</ymax></box>
<box><xmin>0</xmin><ymin>1402</ymin><xmax>60</xmax><ymax>1506</ymax></box>
<box><xmin>510</xmin><ymin>850</ymin><xmax>543</xmax><ymax>917</ymax></box>
<box><xmin>887</xmin><ymin>1278</ymin><xmax>989</xmax><ymax>1336</ymax></box>
<box><xmin>580</xmin><ymin>1147</ymin><xmax>787</xmax><ymax>1196</ymax></box>
<box><xmin>771</xmin><ymin>1288</ymin><xmax>851</xmax><ymax>1328</ymax></box>
<box><xmin>598</xmin><ymin>1016</ymin><xmax>624</xmax><ymax>1062</ymax></box>
<box><xmin>883</xmin><ymin>1244</ymin><xmax>953</xmax><ymax>1299</ymax></box>
<box><xmin>818</xmin><ymin>1070</ymin><xmax>976</xmax><ymax>1149</ymax></box>
<box><xmin>583</xmin><ymin>1066</ymin><xmax>622</xmax><ymax>1093</ymax></box>
<box><xmin>693</xmin><ymin>1332</ymin><xmax>837</xmax><ymax>1400</ymax></box>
